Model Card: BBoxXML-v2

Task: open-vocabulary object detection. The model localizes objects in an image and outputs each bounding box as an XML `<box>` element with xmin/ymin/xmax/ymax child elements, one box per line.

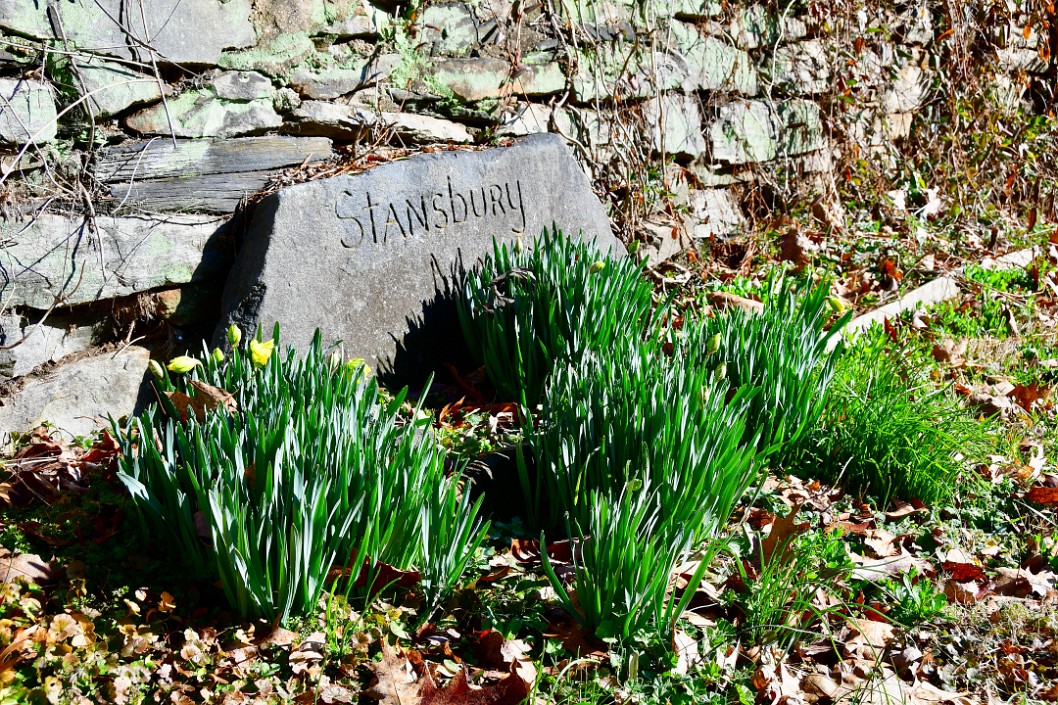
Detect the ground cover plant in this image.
<box><xmin>1</xmin><ymin>228</ymin><xmax>1057</xmax><ymax>704</ymax></box>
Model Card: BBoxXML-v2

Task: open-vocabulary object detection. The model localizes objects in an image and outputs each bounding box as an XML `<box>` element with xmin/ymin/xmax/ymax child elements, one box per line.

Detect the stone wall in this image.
<box><xmin>0</xmin><ymin>0</ymin><xmax>1054</xmax><ymax>439</ymax></box>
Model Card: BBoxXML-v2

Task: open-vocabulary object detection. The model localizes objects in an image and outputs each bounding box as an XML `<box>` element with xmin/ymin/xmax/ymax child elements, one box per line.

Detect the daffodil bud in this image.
<box><xmin>249</xmin><ymin>339</ymin><xmax>275</xmax><ymax>368</ymax></box>
<box><xmin>513</xmin><ymin>238</ymin><xmax>524</xmax><ymax>254</ymax></box>
<box><xmin>712</xmin><ymin>362</ymin><xmax>727</xmax><ymax>384</ymax></box>
<box><xmin>148</xmin><ymin>359</ymin><xmax>165</xmax><ymax>380</ymax></box>
<box><xmin>589</xmin><ymin>260</ymin><xmax>606</xmax><ymax>273</ymax></box>
<box><xmin>167</xmin><ymin>355</ymin><xmax>201</xmax><ymax>374</ymax></box>
<box><xmin>212</xmin><ymin>348</ymin><xmax>225</xmax><ymax>364</ymax></box>
<box><xmin>328</xmin><ymin>349</ymin><xmax>343</xmax><ymax>372</ymax></box>
<box><xmin>705</xmin><ymin>332</ymin><xmax>722</xmax><ymax>357</ymax></box>
<box><xmin>827</xmin><ymin>295</ymin><xmax>850</xmax><ymax>313</ymax></box>
<box><xmin>227</xmin><ymin>324</ymin><xmax>243</xmax><ymax>347</ymax></box>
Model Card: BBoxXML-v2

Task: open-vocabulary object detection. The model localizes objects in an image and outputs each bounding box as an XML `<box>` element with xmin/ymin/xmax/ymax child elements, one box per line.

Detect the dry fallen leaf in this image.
<box><xmin>760</xmin><ymin>505</ymin><xmax>810</xmax><ymax>567</ymax></box>
<box><xmin>366</xmin><ymin>641</ymin><xmax>531</xmax><ymax>705</ymax></box>
<box><xmin>992</xmin><ymin>567</ymin><xmax>1055</xmax><ymax>598</ymax></box>
<box><xmin>0</xmin><ymin>548</ymin><xmax>63</xmax><ymax>586</ymax></box>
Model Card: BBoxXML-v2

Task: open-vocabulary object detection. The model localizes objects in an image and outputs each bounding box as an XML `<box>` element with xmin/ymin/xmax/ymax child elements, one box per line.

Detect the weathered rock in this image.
<box><xmin>55</xmin><ymin>0</ymin><xmax>256</xmax><ymax>66</ymax></box>
<box><xmin>125</xmin><ymin>90</ymin><xmax>282</xmax><ymax>138</ymax></box>
<box><xmin>417</xmin><ymin>3</ymin><xmax>481</xmax><ymax>56</ymax></box>
<box><xmin>670</xmin><ymin>22</ymin><xmax>757</xmax><ymax>94</ymax></box>
<box><xmin>572</xmin><ymin>47</ymin><xmax>684</xmax><ymax>102</ymax></box>
<box><xmin>0</xmin><ymin>212</ymin><xmax>229</xmax><ymax>308</ymax></box>
<box><xmin>726</xmin><ymin>4</ymin><xmax>806</xmax><ymax>49</ymax></box>
<box><xmin>96</xmin><ymin>135</ymin><xmax>332</xmax><ymax>213</ymax></box>
<box><xmin>0</xmin><ymin>79</ymin><xmax>57</xmax><ymax>145</ymax></box>
<box><xmin>0</xmin><ymin>314</ymin><xmax>97</xmax><ymax>381</ymax></box>
<box><xmin>217</xmin><ymin>33</ymin><xmax>316</xmax><ymax>77</ymax></box>
<box><xmin>497</xmin><ymin>102</ymin><xmax>554</xmax><ymax>136</ymax></box>
<box><xmin>709</xmin><ymin>99</ymin><xmax>824</xmax><ymax>164</ymax></box>
<box><xmin>881</xmin><ymin>63</ymin><xmax>929</xmax><ymax>113</ymax></box>
<box><xmin>644</xmin><ymin>94</ymin><xmax>706</xmax><ymax>159</ymax></box>
<box><xmin>0</xmin><ymin>346</ymin><xmax>149</xmax><ymax>445</ymax></box>
<box><xmin>212</xmin><ymin>71</ymin><xmax>274</xmax><ymax>101</ymax></box>
<box><xmin>287</xmin><ymin>101</ymin><xmax>472</xmax><ymax>143</ymax></box>
<box><xmin>687</xmin><ymin>188</ymin><xmax>745</xmax><ymax>239</ymax></box>
<box><xmin>0</xmin><ymin>1</ymin><xmax>50</xmax><ymax>39</ymax></box>
<box><xmin>321</xmin><ymin>1</ymin><xmax>390</xmax><ymax>37</ymax></box>
<box><xmin>649</xmin><ymin>0</ymin><xmax>723</xmax><ymax>20</ymax></box>
<box><xmin>216</xmin><ymin>133</ymin><xmax>623</xmax><ymax>373</ymax></box>
<box><xmin>289</xmin><ymin>56</ymin><xmax>399</xmax><ymax>99</ymax></box>
<box><xmin>764</xmin><ymin>40</ymin><xmax>830</xmax><ymax>95</ymax></box>
<box><xmin>74</xmin><ymin>60</ymin><xmax>163</xmax><ymax>118</ymax></box>
<box><xmin>432</xmin><ymin>57</ymin><xmax>565</xmax><ymax>102</ymax></box>
<box><xmin>638</xmin><ymin>219</ymin><xmax>691</xmax><ymax>266</ymax></box>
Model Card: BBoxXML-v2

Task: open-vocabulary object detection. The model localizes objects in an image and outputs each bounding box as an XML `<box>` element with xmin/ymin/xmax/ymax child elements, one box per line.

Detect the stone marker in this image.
<box><xmin>217</xmin><ymin>133</ymin><xmax>623</xmax><ymax>375</ymax></box>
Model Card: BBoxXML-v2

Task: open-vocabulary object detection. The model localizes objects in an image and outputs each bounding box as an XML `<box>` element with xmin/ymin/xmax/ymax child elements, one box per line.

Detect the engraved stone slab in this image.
<box><xmin>217</xmin><ymin>133</ymin><xmax>622</xmax><ymax>374</ymax></box>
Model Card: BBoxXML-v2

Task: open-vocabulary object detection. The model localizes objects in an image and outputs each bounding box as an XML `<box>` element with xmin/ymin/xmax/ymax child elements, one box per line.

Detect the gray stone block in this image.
<box><xmin>55</xmin><ymin>0</ymin><xmax>256</xmax><ymax>66</ymax></box>
<box><xmin>0</xmin><ymin>79</ymin><xmax>57</xmax><ymax>145</ymax></box>
<box><xmin>74</xmin><ymin>59</ymin><xmax>163</xmax><ymax>118</ymax></box>
<box><xmin>216</xmin><ymin>133</ymin><xmax>624</xmax><ymax>375</ymax></box>
<box><xmin>0</xmin><ymin>212</ymin><xmax>229</xmax><ymax>309</ymax></box>
<box><xmin>0</xmin><ymin>1</ymin><xmax>50</xmax><ymax>39</ymax></box>
<box><xmin>212</xmin><ymin>71</ymin><xmax>274</xmax><ymax>101</ymax></box>
<box><xmin>645</xmin><ymin>94</ymin><xmax>706</xmax><ymax>159</ymax></box>
<box><xmin>125</xmin><ymin>90</ymin><xmax>282</xmax><ymax>138</ymax></box>
<box><xmin>0</xmin><ymin>346</ymin><xmax>150</xmax><ymax>446</ymax></box>
<box><xmin>0</xmin><ymin>314</ymin><xmax>97</xmax><ymax>381</ymax></box>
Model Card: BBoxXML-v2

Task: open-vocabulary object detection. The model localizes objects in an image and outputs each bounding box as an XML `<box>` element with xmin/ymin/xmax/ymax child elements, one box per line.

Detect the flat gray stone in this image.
<box><xmin>881</xmin><ymin>63</ymin><xmax>930</xmax><ymax>113</ymax></box>
<box><xmin>321</xmin><ymin>1</ymin><xmax>389</xmax><ymax>37</ymax></box>
<box><xmin>0</xmin><ymin>1</ymin><xmax>50</xmax><ymax>39</ymax></box>
<box><xmin>432</xmin><ymin>56</ymin><xmax>565</xmax><ymax>102</ymax></box>
<box><xmin>670</xmin><ymin>22</ymin><xmax>757</xmax><ymax>94</ymax></box>
<box><xmin>1</xmin><ymin>212</ymin><xmax>229</xmax><ymax>308</ymax></box>
<box><xmin>212</xmin><ymin>71</ymin><xmax>274</xmax><ymax>101</ymax></box>
<box><xmin>55</xmin><ymin>0</ymin><xmax>256</xmax><ymax>66</ymax></box>
<box><xmin>0</xmin><ymin>346</ymin><xmax>149</xmax><ymax>446</ymax></box>
<box><xmin>709</xmin><ymin>99</ymin><xmax>824</xmax><ymax>164</ymax></box>
<box><xmin>644</xmin><ymin>94</ymin><xmax>706</xmax><ymax>159</ymax></box>
<box><xmin>216</xmin><ymin>133</ymin><xmax>624</xmax><ymax>373</ymax></box>
<box><xmin>0</xmin><ymin>314</ymin><xmax>97</xmax><ymax>381</ymax></box>
<box><xmin>0</xmin><ymin>78</ymin><xmax>57</xmax><ymax>145</ymax></box>
<box><xmin>289</xmin><ymin>56</ymin><xmax>399</xmax><ymax>99</ymax></box>
<box><xmin>125</xmin><ymin>90</ymin><xmax>282</xmax><ymax>138</ymax></box>
<box><xmin>287</xmin><ymin>101</ymin><xmax>472</xmax><ymax>143</ymax></box>
<box><xmin>687</xmin><ymin>188</ymin><xmax>745</xmax><ymax>239</ymax></box>
<box><xmin>763</xmin><ymin>40</ymin><xmax>830</xmax><ymax>95</ymax></box>
<box><xmin>75</xmin><ymin>60</ymin><xmax>163</xmax><ymax>118</ymax></box>
<box><xmin>417</xmin><ymin>3</ymin><xmax>481</xmax><ymax>56</ymax></box>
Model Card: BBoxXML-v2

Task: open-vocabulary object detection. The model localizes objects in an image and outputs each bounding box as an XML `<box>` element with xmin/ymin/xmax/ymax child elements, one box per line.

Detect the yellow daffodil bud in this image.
<box><xmin>227</xmin><ymin>324</ymin><xmax>243</xmax><ymax>347</ymax></box>
<box><xmin>705</xmin><ymin>332</ymin><xmax>722</xmax><ymax>357</ymax></box>
<box><xmin>212</xmin><ymin>348</ymin><xmax>225</xmax><ymax>364</ymax></box>
<box><xmin>589</xmin><ymin>260</ymin><xmax>606</xmax><ymax>273</ymax></box>
<box><xmin>712</xmin><ymin>362</ymin><xmax>727</xmax><ymax>384</ymax></box>
<box><xmin>148</xmin><ymin>359</ymin><xmax>165</xmax><ymax>380</ymax></box>
<box><xmin>249</xmin><ymin>338</ymin><xmax>275</xmax><ymax>368</ymax></box>
<box><xmin>167</xmin><ymin>356</ymin><xmax>201</xmax><ymax>374</ymax></box>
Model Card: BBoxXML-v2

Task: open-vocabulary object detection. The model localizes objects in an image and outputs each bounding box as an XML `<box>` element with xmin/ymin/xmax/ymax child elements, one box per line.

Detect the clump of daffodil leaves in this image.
<box><xmin>115</xmin><ymin>325</ymin><xmax>487</xmax><ymax>623</ymax></box>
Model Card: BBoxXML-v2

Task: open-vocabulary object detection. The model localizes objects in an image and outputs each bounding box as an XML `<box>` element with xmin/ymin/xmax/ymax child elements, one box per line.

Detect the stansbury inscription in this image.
<box><xmin>335</xmin><ymin>176</ymin><xmax>527</xmax><ymax>249</ymax></box>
